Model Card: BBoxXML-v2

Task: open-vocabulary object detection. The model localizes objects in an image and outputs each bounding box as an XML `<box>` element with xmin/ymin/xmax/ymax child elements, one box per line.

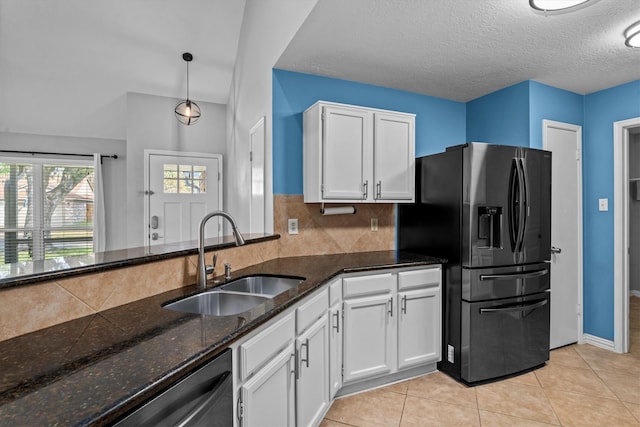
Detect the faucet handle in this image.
<box><xmin>204</xmin><ymin>254</ymin><xmax>218</xmax><ymax>277</ymax></box>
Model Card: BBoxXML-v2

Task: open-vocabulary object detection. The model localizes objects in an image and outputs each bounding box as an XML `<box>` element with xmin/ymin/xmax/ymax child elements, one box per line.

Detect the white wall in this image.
<box><xmin>226</xmin><ymin>0</ymin><xmax>319</xmax><ymax>234</ymax></box>
<box><xmin>630</xmin><ymin>133</ymin><xmax>640</xmax><ymax>293</ymax></box>
<box><xmin>125</xmin><ymin>92</ymin><xmax>227</xmax><ymax>249</ymax></box>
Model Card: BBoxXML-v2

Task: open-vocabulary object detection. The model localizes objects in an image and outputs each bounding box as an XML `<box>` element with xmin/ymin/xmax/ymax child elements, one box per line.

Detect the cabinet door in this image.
<box><xmin>397</xmin><ymin>287</ymin><xmax>441</xmax><ymax>370</ymax></box>
<box><xmin>296</xmin><ymin>314</ymin><xmax>330</xmax><ymax>427</ymax></box>
<box><xmin>322</xmin><ymin>105</ymin><xmax>372</xmax><ymax>200</ymax></box>
<box><xmin>373</xmin><ymin>112</ymin><xmax>415</xmax><ymax>201</ymax></box>
<box><xmin>239</xmin><ymin>344</ymin><xmax>295</xmax><ymax>427</ymax></box>
<box><xmin>343</xmin><ymin>294</ymin><xmax>395</xmax><ymax>383</ymax></box>
<box><xmin>328</xmin><ymin>301</ymin><xmax>342</xmax><ymax>400</ymax></box>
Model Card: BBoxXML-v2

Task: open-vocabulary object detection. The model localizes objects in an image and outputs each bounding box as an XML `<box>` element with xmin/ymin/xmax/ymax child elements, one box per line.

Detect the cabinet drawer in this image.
<box><xmin>398</xmin><ymin>267</ymin><xmax>441</xmax><ymax>291</ymax></box>
<box><xmin>239</xmin><ymin>312</ymin><xmax>295</xmax><ymax>381</ymax></box>
<box><xmin>329</xmin><ymin>278</ymin><xmax>342</xmax><ymax>306</ymax></box>
<box><xmin>297</xmin><ymin>288</ymin><xmax>328</xmax><ymax>334</ymax></box>
<box><xmin>343</xmin><ymin>272</ymin><xmax>395</xmax><ymax>298</ymax></box>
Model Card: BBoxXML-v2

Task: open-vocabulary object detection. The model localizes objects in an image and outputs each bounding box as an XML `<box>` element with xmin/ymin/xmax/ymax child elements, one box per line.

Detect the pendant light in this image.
<box><xmin>175</xmin><ymin>52</ymin><xmax>201</xmax><ymax>125</ymax></box>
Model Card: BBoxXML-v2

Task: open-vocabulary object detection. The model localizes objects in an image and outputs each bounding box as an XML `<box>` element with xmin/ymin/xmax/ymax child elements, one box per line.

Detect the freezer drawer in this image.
<box><xmin>461</xmin><ymin>262</ymin><xmax>550</xmax><ymax>302</ymax></box>
<box><xmin>460</xmin><ymin>292</ymin><xmax>550</xmax><ymax>384</ymax></box>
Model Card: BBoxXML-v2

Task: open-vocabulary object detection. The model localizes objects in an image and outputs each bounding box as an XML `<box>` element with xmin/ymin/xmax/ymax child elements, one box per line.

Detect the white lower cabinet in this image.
<box><xmin>295</xmin><ymin>314</ymin><xmax>329</xmax><ymax>426</ymax></box>
<box><xmin>397</xmin><ymin>267</ymin><xmax>442</xmax><ymax>370</ymax></box>
<box><xmin>328</xmin><ymin>278</ymin><xmax>343</xmax><ymax>400</ymax></box>
<box><xmin>342</xmin><ymin>293</ymin><xmax>395</xmax><ymax>383</ymax></box>
<box><xmin>295</xmin><ymin>287</ymin><xmax>330</xmax><ymax>427</ymax></box>
<box><xmin>234</xmin><ymin>265</ymin><xmax>441</xmax><ymax>427</ymax></box>
<box><xmin>235</xmin><ymin>312</ymin><xmax>296</xmax><ymax>426</ymax></box>
<box><xmin>238</xmin><ymin>344</ymin><xmax>295</xmax><ymax>427</ymax></box>
<box><xmin>342</xmin><ymin>267</ymin><xmax>441</xmax><ymax>385</ymax></box>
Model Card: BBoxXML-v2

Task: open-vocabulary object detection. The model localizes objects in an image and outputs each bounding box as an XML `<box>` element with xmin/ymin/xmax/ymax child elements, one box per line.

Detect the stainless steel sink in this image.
<box><xmin>219</xmin><ymin>275</ymin><xmax>305</xmax><ymax>297</ymax></box>
<box><xmin>163</xmin><ymin>291</ymin><xmax>270</xmax><ymax>316</ymax></box>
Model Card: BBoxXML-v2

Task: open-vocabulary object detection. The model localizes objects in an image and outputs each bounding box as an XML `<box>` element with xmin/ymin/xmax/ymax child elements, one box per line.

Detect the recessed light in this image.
<box><xmin>625</xmin><ymin>21</ymin><xmax>640</xmax><ymax>48</ymax></box>
<box><xmin>529</xmin><ymin>0</ymin><xmax>596</xmax><ymax>13</ymax></box>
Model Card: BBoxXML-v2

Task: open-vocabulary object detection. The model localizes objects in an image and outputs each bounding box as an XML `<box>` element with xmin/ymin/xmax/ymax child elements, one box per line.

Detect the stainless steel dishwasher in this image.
<box><xmin>113</xmin><ymin>348</ymin><xmax>232</xmax><ymax>427</ymax></box>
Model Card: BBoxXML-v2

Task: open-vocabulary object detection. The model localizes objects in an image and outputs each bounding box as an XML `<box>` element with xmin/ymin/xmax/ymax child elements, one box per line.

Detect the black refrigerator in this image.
<box><xmin>398</xmin><ymin>142</ymin><xmax>552</xmax><ymax>385</ymax></box>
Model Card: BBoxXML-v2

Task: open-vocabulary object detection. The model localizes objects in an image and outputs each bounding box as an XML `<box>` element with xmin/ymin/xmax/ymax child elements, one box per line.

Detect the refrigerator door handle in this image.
<box><xmin>480</xmin><ymin>298</ymin><xmax>548</xmax><ymax>314</ymax></box>
<box><xmin>517</xmin><ymin>158</ymin><xmax>528</xmax><ymax>253</ymax></box>
<box><xmin>508</xmin><ymin>159</ymin><xmax>519</xmax><ymax>251</ymax></box>
<box><xmin>479</xmin><ymin>268</ymin><xmax>548</xmax><ymax>281</ymax></box>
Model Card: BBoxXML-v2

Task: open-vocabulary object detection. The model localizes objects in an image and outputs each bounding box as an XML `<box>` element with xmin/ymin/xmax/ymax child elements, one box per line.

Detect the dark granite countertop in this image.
<box><xmin>0</xmin><ymin>251</ymin><xmax>444</xmax><ymax>426</ymax></box>
<box><xmin>0</xmin><ymin>234</ymin><xmax>279</xmax><ymax>289</ymax></box>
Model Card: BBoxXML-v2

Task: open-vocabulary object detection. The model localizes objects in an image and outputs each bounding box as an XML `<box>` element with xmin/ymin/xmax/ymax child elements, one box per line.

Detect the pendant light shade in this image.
<box><xmin>175</xmin><ymin>52</ymin><xmax>201</xmax><ymax>125</ymax></box>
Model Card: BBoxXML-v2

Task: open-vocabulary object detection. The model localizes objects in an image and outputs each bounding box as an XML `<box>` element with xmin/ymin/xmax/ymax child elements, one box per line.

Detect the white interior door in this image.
<box><xmin>145</xmin><ymin>150</ymin><xmax>222</xmax><ymax>247</ymax></box>
<box><xmin>543</xmin><ymin>120</ymin><xmax>583</xmax><ymax>349</ymax></box>
<box><xmin>250</xmin><ymin>117</ymin><xmax>265</xmax><ymax>234</ymax></box>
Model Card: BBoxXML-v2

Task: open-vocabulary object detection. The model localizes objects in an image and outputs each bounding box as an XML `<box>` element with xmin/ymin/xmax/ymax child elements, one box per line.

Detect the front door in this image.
<box><xmin>543</xmin><ymin>120</ymin><xmax>582</xmax><ymax>349</ymax></box>
<box><xmin>145</xmin><ymin>150</ymin><xmax>222</xmax><ymax>247</ymax></box>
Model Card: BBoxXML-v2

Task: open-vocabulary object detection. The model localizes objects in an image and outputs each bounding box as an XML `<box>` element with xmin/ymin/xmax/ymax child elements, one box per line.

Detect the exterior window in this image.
<box><xmin>0</xmin><ymin>158</ymin><xmax>94</xmax><ymax>264</ymax></box>
<box><xmin>163</xmin><ymin>164</ymin><xmax>207</xmax><ymax>194</ymax></box>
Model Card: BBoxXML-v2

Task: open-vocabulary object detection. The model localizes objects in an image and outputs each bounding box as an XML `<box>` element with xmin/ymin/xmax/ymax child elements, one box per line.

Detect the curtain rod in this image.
<box><xmin>0</xmin><ymin>150</ymin><xmax>118</xmax><ymax>160</ymax></box>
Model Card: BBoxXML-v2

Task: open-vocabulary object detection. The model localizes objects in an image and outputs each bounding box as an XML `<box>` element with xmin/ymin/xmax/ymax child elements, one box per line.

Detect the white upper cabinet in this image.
<box><xmin>304</xmin><ymin>101</ymin><xmax>415</xmax><ymax>203</ymax></box>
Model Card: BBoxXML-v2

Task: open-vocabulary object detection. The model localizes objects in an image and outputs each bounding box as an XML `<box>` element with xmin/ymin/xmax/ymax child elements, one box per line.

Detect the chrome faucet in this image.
<box><xmin>196</xmin><ymin>211</ymin><xmax>246</xmax><ymax>289</ymax></box>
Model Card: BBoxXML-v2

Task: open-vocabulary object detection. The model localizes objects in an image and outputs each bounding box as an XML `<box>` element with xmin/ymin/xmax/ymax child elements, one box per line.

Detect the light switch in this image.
<box><xmin>598</xmin><ymin>198</ymin><xmax>609</xmax><ymax>211</ymax></box>
<box><xmin>287</xmin><ymin>218</ymin><xmax>299</xmax><ymax>235</ymax></box>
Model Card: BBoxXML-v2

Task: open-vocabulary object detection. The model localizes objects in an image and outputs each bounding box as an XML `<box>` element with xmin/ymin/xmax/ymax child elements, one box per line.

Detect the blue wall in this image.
<box><xmin>466</xmin><ymin>80</ymin><xmax>584</xmax><ymax>149</ymax></box>
<box><xmin>273</xmin><ymin>68</ymin><xmax>640</xmax><ymax>342</ymax></box>
<box><xmin>272</xmin><ymin>69</ymin><xmax>466</xmax><ymax>194</ymax></box>
<box><xmin>466</xmin><ymin>81</ymin><xmax>530</xmax><ymax>147</ymax></box>
<box><xmin>529</xmin><ymin>81</ymin><xmax>584</xmax><ymax>148</ymax></box>
<box><xmin>582</xmin><ymin>80</ymin><xmax>640</xmax><ymax>340</ymax></box>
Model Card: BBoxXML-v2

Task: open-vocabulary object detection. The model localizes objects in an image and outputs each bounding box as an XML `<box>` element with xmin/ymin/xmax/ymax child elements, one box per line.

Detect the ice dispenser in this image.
<box><xmin>478</xmin><ymin>206</ymin><xmax>502</xmax><ymax>249</ymax></box>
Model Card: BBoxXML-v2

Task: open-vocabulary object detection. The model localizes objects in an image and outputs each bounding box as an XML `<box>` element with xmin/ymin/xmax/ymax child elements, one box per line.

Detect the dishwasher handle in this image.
<box><xmin>174</xmin><ymin>371</ymin><xmax>232</xmax><ymax>427</ymax></box>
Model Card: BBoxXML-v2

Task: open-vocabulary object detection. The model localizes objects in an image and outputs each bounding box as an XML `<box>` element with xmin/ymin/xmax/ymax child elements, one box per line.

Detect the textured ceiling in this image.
<box><xmin>276</xmin><ymin>0</ymin><xmax>640</xmax><ymax>101</ymax></box>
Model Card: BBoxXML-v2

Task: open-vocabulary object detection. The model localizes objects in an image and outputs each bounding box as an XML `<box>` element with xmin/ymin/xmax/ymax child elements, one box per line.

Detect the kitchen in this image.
<box><xmin>1</xmin><ymin>0</ymin><xmax>640</xmax><ymax>426</ymax></box>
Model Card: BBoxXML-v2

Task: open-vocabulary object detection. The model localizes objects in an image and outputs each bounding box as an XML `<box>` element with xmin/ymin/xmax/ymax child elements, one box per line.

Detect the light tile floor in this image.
<box><xmin>321</xmin><ymin>296</ymin><xmax>640</xmax><ymax>427</ymax></box>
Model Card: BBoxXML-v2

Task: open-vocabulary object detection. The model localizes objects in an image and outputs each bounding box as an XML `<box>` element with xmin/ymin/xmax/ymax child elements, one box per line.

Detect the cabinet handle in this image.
<box><xmin>333</xmin><ymin>310</ymin><xmax>340</xmax><ymax>333</ymax></box>
<box><xmin>376</xmin><ymin>181</ymin><xmax>381</xmax><ymax>199</ymax></box>
<box><xmin>402</xmin><ymin>295</ymin><xmax>407</xmax><ymax>314</ymax></box>
<box><xmin>363</xmin><ymin>180</ymin><xmax>369</xmax><ymax>199</ymax></box>
<box><xmin>388</xmin><ymin>296</ymin><xmax>394</xmax><ymax>317</ymax></box>
<box><xmin>301</xmin><ymin>338</ymin><xmax>310</xmax><ymax>368</ymax></box>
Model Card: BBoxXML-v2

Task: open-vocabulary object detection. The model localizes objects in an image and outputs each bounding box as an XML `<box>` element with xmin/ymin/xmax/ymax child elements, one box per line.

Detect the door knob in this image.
<box><xmin>551</xmin><ymin>246</ymin><xmax>562</xmax><ymax>254</ymax></box>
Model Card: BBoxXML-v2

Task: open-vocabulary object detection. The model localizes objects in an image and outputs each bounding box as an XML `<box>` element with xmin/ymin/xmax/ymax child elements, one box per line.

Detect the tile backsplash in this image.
<box><xmin>0</xmin><ymin>195</ymin><xmax>395</xmax><ymax>341</ymax></box>
<box><xmin>274</xmin><ymin>195</ymin><xmax>394</xmax><ymax>257</ymax></box>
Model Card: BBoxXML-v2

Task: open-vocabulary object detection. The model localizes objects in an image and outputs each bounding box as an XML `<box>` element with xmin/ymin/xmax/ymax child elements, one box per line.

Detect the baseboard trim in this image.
<box><xmin>335</xmin><ymin>363</ymin><xmax>437</xmax><ymax>398</ymax></box>
<box><xmin>581</xmin><ymin>334</ymin><xmax>615</xmax><ymax>351</ymax></box>
<box><xmin>630</xmin><ymin>290</ymin><xmax>640</xmax><ymax>298</ymax></box>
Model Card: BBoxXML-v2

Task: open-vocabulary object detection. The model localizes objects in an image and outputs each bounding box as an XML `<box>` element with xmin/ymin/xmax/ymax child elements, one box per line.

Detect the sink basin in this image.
<box><xmin>219</xmin><ymin>275</ymin><xmax>305</xmax><ymax>296</ymax></box>
<box><xmin>163</xmin><ymin>291</ymin><xmax>270</xmax><ymax>316</ymax></box>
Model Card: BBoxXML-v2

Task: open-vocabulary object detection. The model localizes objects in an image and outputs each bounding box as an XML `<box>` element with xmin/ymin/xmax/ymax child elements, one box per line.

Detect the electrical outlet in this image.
<box><xmin>371</xmin><ymin>217</ymin><xmax>378</xmax><ymax>232</ymax></box>
<box><xmin>288</xmin><ymin>218</ymin><xmax>299</xmax><ymax>235</ymax></box>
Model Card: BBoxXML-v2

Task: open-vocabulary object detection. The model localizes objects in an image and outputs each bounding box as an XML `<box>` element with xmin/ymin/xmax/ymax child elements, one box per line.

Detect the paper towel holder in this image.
<box><xmin>320</xmin><ymin>204</ymin><xmax>357</xmax><ymax>216</ymax></box>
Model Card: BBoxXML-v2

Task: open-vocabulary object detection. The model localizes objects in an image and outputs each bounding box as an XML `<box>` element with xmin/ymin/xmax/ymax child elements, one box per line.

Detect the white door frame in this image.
<box><xmin>143</xmin><ymin>149</ymin><xmax>223</xmax><ymax>247</ymax></box>
<box><xmin>613</xmin><ymin>116</ymin><xmax>640</xmax><ymax>353</ymax></box>
<box><xmin>543</xmin><ymin>119</ymin><xmax>584</xmax><ymax>345</ymax></box>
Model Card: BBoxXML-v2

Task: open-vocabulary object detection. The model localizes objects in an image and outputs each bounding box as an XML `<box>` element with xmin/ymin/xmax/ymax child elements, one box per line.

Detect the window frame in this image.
<box><xmin>0</xmin><ymin>156</ymin><xmax>95</xmax><ymax>263</ymax></box>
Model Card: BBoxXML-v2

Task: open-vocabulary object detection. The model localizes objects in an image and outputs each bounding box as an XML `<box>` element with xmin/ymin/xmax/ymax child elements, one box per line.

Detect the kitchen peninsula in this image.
<box><xmin>0</xmin><ymin>250</ymin><xmax>443</xmax><ymax>426</ymax></box>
